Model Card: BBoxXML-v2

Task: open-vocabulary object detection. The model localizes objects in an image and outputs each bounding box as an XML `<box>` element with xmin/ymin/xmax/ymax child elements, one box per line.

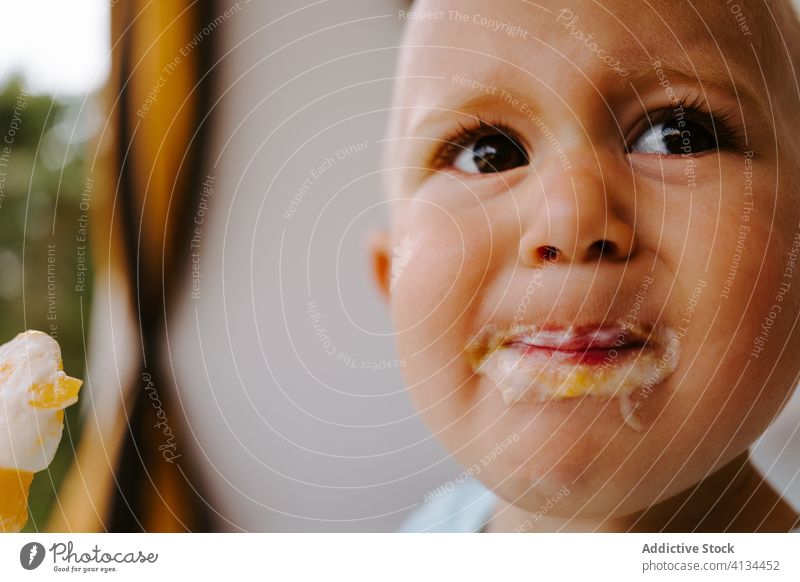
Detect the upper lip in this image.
<box><xmin>502</xmin><ymin>323</ymin><xmax>650</xmax><ymax>351</ymax></box>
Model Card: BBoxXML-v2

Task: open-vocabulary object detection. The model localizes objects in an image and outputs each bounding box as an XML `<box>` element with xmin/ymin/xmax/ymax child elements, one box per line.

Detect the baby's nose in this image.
<box><xmin>518</xmin><ymin>167</ymin><xmax>635</xmax><ymax>267</ymax></box>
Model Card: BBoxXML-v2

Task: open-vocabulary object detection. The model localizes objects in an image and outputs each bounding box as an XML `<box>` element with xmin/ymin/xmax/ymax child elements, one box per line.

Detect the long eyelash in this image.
<box><xmin>638</xmin><ymin>94</ymin><xmax>748</xmax><ymax>152</ymax></box>
<box><xmin>430</xmin><ymin>114</ymin><xmax>527</xmax><ymax>169</ymax></box>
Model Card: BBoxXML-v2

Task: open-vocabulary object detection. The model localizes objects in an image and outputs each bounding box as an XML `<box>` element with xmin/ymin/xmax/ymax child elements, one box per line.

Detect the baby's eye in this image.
<box><xmin>452</xmin><ymin>133</ymin><xmax>529</xmax><ymax>173</ymax></box>
<box><xmin>630</xmin><ymin>119</ymin><xmax>717</xmax><ymax>156</ymax></box>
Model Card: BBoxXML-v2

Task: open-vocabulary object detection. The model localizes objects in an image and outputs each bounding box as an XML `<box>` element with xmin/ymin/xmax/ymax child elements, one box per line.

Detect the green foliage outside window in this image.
<box><xmin>0</xmin><ymin>78</ymin><xmax>94</xmax><ymax>531</ymax></box>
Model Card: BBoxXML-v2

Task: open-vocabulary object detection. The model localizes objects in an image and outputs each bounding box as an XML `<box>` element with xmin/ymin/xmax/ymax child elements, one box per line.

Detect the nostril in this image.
<box><xmin>589</xmin><ymin>239</ymin><xmax>616</xmax><ymax>258</ymax></box>
<box><xmin>538</xmin><ymin>245</ymin><xmax>560</xmax><ymax>263</ymax></box>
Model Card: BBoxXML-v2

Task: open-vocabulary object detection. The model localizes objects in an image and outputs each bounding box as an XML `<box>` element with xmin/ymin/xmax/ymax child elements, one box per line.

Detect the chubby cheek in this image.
<box><xmin>659</xmin><ymin>174</ymin><xmax>800</xmax><ymax>461</ymax></box>
<box><xmin>389</xmin><ymin>200</ymin><xmax>499</xmax><ymax>422</ymax></box>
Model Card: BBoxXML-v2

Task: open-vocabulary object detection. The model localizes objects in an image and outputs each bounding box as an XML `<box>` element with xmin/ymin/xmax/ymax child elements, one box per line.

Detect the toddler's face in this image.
<box><xmin>373</xmin><ymin>0</ymin><xmax>800</xmax><ymax>519</ymax></box>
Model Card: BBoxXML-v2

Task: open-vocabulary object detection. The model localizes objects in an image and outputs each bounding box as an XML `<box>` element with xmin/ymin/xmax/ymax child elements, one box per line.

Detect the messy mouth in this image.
<box><xmin>466</xmin><ymin>322</ymin><xmax>680</xmax><ymax>428</ymax></box>
<box><xmin>503</xmin><ymin>325</ymin><xmax>649</xmax><ymax>366</ymax></box>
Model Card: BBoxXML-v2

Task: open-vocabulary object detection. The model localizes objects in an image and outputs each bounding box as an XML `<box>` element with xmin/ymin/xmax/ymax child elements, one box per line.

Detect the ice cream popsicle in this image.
<box><xmin>0</xmin><ymin>331</ymin><xmax>82</xmax><ymax>532</ymax></box>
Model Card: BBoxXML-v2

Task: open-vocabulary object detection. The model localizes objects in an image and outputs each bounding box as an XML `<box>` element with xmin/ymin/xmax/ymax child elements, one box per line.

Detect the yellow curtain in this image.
<box><xmin>47</xmin><ymin>0</ymin><xmax>214</xmax><ymax>532</ymax></box>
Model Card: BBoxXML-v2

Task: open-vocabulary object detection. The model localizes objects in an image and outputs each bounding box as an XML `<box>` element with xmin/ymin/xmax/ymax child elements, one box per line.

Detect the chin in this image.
<box><xmin>463</xmin><ymin>415</ymin><xmax>673</xmax><ymax>516</ymax></box>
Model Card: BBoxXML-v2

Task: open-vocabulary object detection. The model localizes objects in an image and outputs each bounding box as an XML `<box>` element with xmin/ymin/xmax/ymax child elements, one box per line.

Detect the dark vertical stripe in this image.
<box><xmin>109</xmin><ymin>0</ymin><xmax>147</xmax><ymax>532</ymax></box>
<box><xmin>109</xmin><ymin>0</ymin><xmax>215</xmax><ymax>532</ymax></box>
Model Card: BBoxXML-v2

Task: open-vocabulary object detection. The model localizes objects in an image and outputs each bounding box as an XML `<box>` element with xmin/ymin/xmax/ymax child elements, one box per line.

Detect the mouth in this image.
<box><xmin>467</xmin><ymin>321</ymin><xmax>679</xmax><ymax>414</ymax></box>
<box><xmin>503</xmin><ymin>324</ymin><xmax>649</xmax><ymax>366</ymax></box>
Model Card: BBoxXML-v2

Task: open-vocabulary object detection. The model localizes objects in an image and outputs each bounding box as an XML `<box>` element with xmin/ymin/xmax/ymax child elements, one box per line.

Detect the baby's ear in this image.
<box><xmin>366</xmin><ymin>229</ymin><xmax>392</xmax><ymax>303</ymax></box>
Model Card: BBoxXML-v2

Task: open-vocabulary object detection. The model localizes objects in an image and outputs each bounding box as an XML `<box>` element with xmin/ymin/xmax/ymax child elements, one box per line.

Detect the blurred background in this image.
<box><xmin>0</xmin><ymin>0</ymin><xmax>106</xmax><ymax>530</ymax></box>
<box><xmin>2</xmin><ymin>0</ymin><xmax>799</xmax><ymax>532</ymax></box>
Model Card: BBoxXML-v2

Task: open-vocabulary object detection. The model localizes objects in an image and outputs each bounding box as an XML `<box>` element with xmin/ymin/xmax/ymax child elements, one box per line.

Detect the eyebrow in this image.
<box><xmin>406</xmin><ymin>60</ymin><xmax>767</xmax><ymax>140</ymax></box>
<box><xmin>631</xmin><ymin>64</ymin><xmax>765</xmax><ymax>115</ymax></box>
<box><xmin>404</xmin><ymin>90</ymin><xmax>510</xmax><ymax>138</ymax></box>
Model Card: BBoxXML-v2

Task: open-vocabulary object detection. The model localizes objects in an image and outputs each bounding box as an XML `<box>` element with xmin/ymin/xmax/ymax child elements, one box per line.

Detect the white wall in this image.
<box><xmin>168</xmin><ymin>0</ymin><xmax>461</xmax><ymax>532</ymax></box>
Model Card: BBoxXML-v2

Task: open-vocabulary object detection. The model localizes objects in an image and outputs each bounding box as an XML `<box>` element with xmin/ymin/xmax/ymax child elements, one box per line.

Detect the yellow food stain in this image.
<box><xmin>0</xmin><ymin>362</ymin><xmax>11</xmax><ymax>381</ymax></box>
<box><xmin>28</xmin><ymin>376</ymin><xmax>82</xmax><ymax>409</ymax></box>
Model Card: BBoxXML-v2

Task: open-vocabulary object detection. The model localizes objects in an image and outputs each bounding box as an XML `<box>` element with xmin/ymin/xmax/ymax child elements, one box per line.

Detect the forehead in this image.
<box><xmin>394</xmin><ymin>0</ymin><xmax>773</xmax><ymax>109</ymax></box>
<box><xmin>401</xmin><ymin>0</ymin><xmax>767</xmax><ymax>61</ymax></box>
